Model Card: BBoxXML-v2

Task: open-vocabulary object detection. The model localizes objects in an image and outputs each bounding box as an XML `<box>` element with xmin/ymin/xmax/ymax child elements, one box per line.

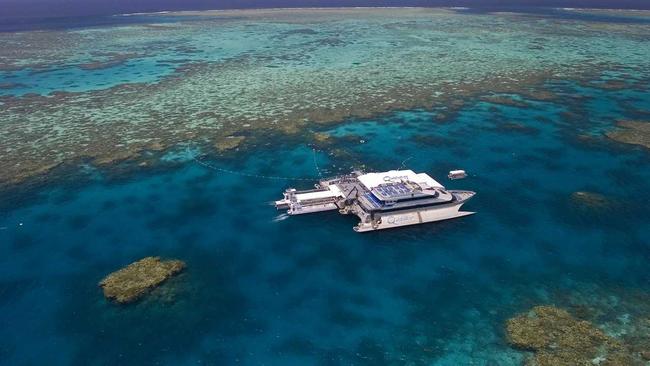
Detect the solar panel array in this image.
<box><xmin>365</xmin><ymin>193</ymin><xmax>382</xmax><ymax>208</ymax></box>
<box><xmin>374</xmin><ymin>183</ymin><xmax>411</xmax><ymax>198</ymax></box>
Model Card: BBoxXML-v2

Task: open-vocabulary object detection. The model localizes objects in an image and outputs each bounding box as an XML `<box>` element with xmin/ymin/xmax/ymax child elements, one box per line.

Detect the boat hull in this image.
<box><xmin>353</xmin><ymin>191</ymin><xmax>475</xmax><ymax>232</ymax></box>
<box><xmin>287</xmin><ymin>203</ymin><xmax>339</xmax><ymax>215</ymax></box>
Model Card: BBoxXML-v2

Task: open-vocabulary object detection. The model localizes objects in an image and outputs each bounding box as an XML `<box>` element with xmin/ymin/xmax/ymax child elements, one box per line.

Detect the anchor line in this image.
<box><xmin>192</xmin><ymin>155</ymin><xmax>318</xmax><ymax>181</ymax></box>
<box><xmin>399</xmin><ymin>156</ymin><xmax>413</xmax><ymax>170</ymax></box>
<box><xmin>312</xmin><ymin>148</ymin><xmax>323</xmax><ymax>178</ymax></box>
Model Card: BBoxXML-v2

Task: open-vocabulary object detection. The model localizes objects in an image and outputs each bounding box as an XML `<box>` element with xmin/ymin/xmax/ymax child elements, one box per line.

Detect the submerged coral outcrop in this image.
<box><xmin>99</xmin><ymin>257</ymin><xmax>186</xmax><ymax>304</ymax></box>
<box><xmin>606</xmin><ymin>121</ymin><xmax>650</xmax><ymax>150</ymax></box>
<box><xmin>570</xmin><ymin>191</ymin><xmax>611</xmax><ymax>210</ymax></box>
<box><xmin>214</xmin><ymin>136</ymin><xmax>246</xmax><ymax>152</ymax></box>
<box><xmin>505</xmin><ymin>305</ymin><xmax>640</xmax><ymax>366</ymax></box>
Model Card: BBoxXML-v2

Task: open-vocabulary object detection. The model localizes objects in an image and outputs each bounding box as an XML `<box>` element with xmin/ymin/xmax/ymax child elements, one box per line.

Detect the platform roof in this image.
<box><xmin>357</xmin><ymin>170</ymin><xmax>444</xmax><ymax>190</ymax></box>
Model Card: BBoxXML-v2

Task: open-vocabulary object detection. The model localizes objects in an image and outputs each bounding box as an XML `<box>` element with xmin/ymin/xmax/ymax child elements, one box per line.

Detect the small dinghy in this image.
<box><xmin>448</xmin><ymin>170</ymin><xmax>468</xmax><ymax>180</ymax></box>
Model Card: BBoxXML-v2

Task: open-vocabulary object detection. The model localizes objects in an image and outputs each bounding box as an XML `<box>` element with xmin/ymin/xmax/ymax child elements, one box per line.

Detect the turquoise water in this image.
<box><xmin>0</xmin><ymin>60</ymin><xmax>171</xmax><ymax>96</ymax></box>
<box><xmin>1</xmin><ymin>8</ymin><xmax>650</xmax><ymax>365</ymax></box>
<box><xmin>3</xmin><ymin>8</ymin><xmax>650</xmax><ymax>187</ymax></box>
<box><xmin>1</xmin><ymin>77</ymin><xmax>649</xmax><ymax>364</ymax></box>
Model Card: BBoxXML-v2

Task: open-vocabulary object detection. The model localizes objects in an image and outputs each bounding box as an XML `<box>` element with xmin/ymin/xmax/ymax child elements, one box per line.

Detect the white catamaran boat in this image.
<box><xmin>275</xmin><ymin>169</ymin><xmax>475</xmax><ymax>232</ymax></box>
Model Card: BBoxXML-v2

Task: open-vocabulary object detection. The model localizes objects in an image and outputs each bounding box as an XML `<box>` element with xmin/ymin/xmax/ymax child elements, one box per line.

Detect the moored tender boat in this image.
<box><xmin>448</xmin><ymin>170</ymin><xmax>468</xmax><ymax>180</ymax></box>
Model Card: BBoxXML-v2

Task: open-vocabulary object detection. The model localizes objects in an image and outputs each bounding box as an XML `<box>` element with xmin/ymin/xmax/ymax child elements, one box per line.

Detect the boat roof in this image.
<box><xmin>357</xmin><ymin>170</ymin><xmax>444</xmax><ymax>190</ymax></box>
<box><xmin>358</xmin><ymin>188</ymin><xmax>454</xmax><ymax>212</ymax></box>
<box><xmin>295</xmin><ymin>185</ymin><xmax>343</xmax><ymax>202</ymax></box>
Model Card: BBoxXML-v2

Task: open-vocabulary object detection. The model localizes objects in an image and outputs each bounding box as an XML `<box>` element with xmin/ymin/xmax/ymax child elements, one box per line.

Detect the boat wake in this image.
<box><xmin>272</xmin><ymin>213</ymin><xmax>290</xmax><ymax>222</ymax></box>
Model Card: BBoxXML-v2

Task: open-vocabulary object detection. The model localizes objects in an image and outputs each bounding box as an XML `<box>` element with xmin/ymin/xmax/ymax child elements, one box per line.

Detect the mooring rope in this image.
<box><xmin>399</xmin><ymin>156</ymin><xmax>413</xmax><ymax>170</ymax></box>
<box><xmin>312</xmin><ymin>148</ymin><xmax>323</xmax><ymax>178</ymax></box>
<box><xmin>192</xmin><ymin>153</ymin><xmax>319</xmax><ymax>182</ymax></box>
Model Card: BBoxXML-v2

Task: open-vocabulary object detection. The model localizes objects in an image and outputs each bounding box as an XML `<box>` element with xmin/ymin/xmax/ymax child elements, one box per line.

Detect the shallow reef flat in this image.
<box><xmin>99</xmin><ymin>256</ymin><xmax>186</xmax><ymax>304</ymax></box>
<box><xmin>606</xmin><ymin>120</ymin><xmax>650</xmax><ymax>149</ymax></box>
<box><xmin>1</xmin><ymin>8</ymin><xmax>650</xmax><ymax>187</ymax></box>
<box><xmin>506</xmin><ymin>306</ymin><xmax>638</xmax><ymax>365</ymax></box>
<box><xmin>503</xmin><ymin>282</ymin><xmax>650</xmax><ymax>366</ymax></box>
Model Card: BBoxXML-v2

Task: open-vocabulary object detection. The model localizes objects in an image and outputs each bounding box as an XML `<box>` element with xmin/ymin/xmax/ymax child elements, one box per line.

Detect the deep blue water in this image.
<box><xmin>0</xmin><ymin>15</ymin><xmax>176</xmax><ymax>33</ymax></box>
<box><xmin>2</xmin><ymin>0</ymin><xmax>650</xmax><ymax>23</ymax></box>
<box><xmin>1</xmin><ymin>80</ymin><xmax>649</xmax><ymax>364</ymax></box>
<box><xmin>3</xmin><ymin>5</ymin><xmax>650</xmax><ymax>32</ymax></box>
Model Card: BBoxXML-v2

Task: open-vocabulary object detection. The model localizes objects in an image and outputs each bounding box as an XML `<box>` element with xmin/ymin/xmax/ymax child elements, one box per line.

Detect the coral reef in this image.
<box><xmin>313</xmin><ymin>132</ymin><xmax>331</xmax><ymax>143</ymax></box>
<box><xmin>623</xmin><ymin>317</ymin><xmax>650</xmax><ymax>361</ymax></box>
<box><xmin>1</xmin><ymin>8</ymin><xmax>648</xmax><ymax>187</ymax></box>
<box><xmin>570</xmin><ymin>191</ymin><xmax>611</xmax><ymax>210</ymax></box>
<box><xmin>496</xmin><ymin>122</ymin><xmax>540</xmax><ymax>135</ymax></box>
<box><xmin>606</xmin><ymin>121</ymin><xmax>650</xmax><ymax>150</ymax></box>
<box><xmin>99</xmin><ymin>257</ymin><xmax>186</xmax><ymax>304</ymax></box>
<box><xmin>480</xmin><ymin>95</ymin><xmax>531</xmax><ymax>108</ymax></box>
<box><xmin>505</xmin><ymin>305</ymin><xmax>639</xmax><ymax>366</ymax></box>
<box><xmin>0</xmin><ymin>82</ymin><xmax>25</xmax><ymax>90</ymax></box>
<box><xmin>214</xmin><ymin>136</ymin><xmax>246</xmax><ymax>152</ymax></box>
<box><xmin>546</xmin><ymin>284</ymin><xmax>650</xmax><ymax>363</ymax></box>
<box><xmin>312</xmin><ymin>132</ymin><xmax>337</xmax><ymax>150</ymax></box>
<box><xmin>78</xmin><ymin>52</ymin><xmax>140</xmax><ymax>70</ymax></box>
